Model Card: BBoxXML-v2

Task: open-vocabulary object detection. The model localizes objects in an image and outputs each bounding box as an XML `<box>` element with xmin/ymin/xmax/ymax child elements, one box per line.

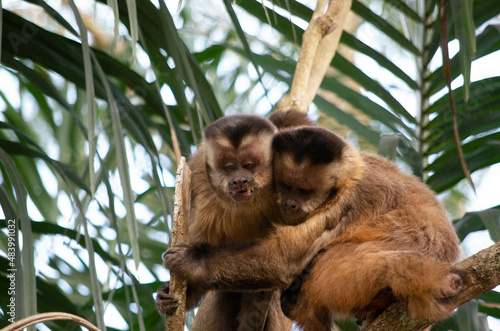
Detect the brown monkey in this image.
<box><xmin>164</xmin><ymin>126</ymin><xmax>462</xmax><ymax>330</ymax></box>
<box><xmin>157</xmin><ymin>112</ymin><xmax>312</xmax><ymax>331</ymax></box>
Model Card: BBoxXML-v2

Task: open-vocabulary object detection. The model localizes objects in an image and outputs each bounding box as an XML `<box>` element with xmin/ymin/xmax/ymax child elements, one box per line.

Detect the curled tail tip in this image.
<box><xmin>269</xmin><ymin>110</ymin><xmax>315</xmax><ymax>129</ymax></box>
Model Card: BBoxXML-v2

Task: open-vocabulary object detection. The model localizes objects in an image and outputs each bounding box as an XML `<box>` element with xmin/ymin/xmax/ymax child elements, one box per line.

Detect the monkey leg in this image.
<box><xmin>263</xmin><ymin>291</ymin><xmax>294</xmax><ymax>331</ymax></box>
<box><xmin>290</xmin><ymin>240</ymin><xmax>461</xmax><ymax>329</ymax></box>
<box><xmin>191</xmin><ymin>291</ymin><xmax>242</xmax><ymax>331</ymax></box>
<box><xmin>237</xmin><ymin>290</ymin><xmax>292</xmax><ymax>331</ymax></box>
<box><xmin>382</xmin><ymin>249</ymin><xmax>462</xmax><ymax>320</ymax></box>
<box><xmin>289</xmin><ymin>241</ymin><xmax>382</xmax><ymax>331</ymax></box>
<box><xmin>191</xmin><ymin>290</ymin><xmax>292</xmax><ymax>331</ymax></box>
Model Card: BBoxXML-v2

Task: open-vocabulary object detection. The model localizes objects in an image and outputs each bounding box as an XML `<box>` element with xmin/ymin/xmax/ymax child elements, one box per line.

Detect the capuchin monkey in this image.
<box><xmin>164</xmin><ymin>126</ymin><xmax>462</xmax><ymax>330</ymax></box>
<box><xmin>156</xmin><ymin>112</ymin><xmax>313</xmax><ymax>331</ymax></box>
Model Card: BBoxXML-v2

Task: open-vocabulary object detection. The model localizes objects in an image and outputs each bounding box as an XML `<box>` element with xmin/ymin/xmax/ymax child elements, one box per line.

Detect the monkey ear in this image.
<box><xmin>339</xmin><ymin>145</ymin><xmax>365</xmax><ymax>184</ymax></box>
<box><xmin>204</xmin><ymin>141</ymin><xmax>216</xmax><ymax>168</ymax></box>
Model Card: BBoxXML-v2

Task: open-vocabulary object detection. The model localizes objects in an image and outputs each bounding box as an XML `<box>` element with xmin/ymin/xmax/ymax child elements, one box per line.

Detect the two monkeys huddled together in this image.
<box><xmin>155</xmin><ymin>110</ymin><xmax>463</xmax><ymax>331</ymax></box>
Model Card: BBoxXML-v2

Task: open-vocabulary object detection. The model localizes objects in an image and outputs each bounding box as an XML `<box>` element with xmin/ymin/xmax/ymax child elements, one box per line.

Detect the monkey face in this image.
<box><xmin>275</xmin><ymin>182</ymin><xmax>310</xmax><ymax>223</ymax></box>
<box><xmin>272</xmin><ymin>126</ymin><xmax>364</xmax><ymax>224</ymax></box>
<box><xmin>274</xmin><ymin>154</ymin><xmax>333</xmax><ymax>224</ymax></box>
<box><xmin>206</xmin><ymin>133</ymin><xmax>274</xmax><ymax>203</ymax></box>
<box><xmin>202</xmin><ymin>114</ymin><xmax>277</xmax><ymax>204</ymax></box>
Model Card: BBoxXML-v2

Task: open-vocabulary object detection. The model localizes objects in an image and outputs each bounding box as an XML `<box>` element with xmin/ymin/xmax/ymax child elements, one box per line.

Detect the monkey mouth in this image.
<box><xmin>280</xmin><ymin>208</ymin><xmax>307</xmax><ymax>225</ymax></box>
<box><xmin>229</xmin><ymin>188</ymin><xmax>255</xmax><ymax>201</ymax></box>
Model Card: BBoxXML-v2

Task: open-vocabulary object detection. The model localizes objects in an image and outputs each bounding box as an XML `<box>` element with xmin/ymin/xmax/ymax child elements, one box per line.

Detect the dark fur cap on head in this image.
<box><xmin>204</xmin><ymin>114</ymin><xmax>276</xmax><ymax>148</ymax></box>
<box><xmin>272</xmin><ymin>127</ymin><xmax>346</xmax><ymax>165</ymax></box>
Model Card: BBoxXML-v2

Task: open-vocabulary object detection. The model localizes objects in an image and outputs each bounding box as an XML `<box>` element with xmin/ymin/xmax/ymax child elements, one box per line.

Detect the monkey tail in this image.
<box><xmin>268</xmin><ymin>110</ymin><xmax>315</xmax><ymax>129</ymax></box>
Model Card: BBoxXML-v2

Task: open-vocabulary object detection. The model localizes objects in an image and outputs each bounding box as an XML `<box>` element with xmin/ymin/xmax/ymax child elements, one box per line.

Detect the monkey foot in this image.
<box><xmin>437</xmin><ymin>273</ymin><xmax>462</xmax><ymax>299</ymax></box>
<box><xmin>155</xmin><ymin>282</ymin><xmax>179</xmax><ymax>315</ymax></box>
<box><xmin>156</xmin><ymin>293</ymin><xmax>179</xmax><ymax>315</ymax></box>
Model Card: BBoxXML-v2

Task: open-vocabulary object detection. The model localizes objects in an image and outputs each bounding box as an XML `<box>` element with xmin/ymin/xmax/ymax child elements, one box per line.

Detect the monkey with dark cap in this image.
<box><xmin>157</xmin><ymin>111</ymin><xmax>314</xmax><ymax>330</ymax></box>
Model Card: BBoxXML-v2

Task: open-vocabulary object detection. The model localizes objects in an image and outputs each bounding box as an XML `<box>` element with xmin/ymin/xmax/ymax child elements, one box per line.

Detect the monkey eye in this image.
<box><xmin>243</xmin><ymin>163</ymin><xmax>255</xmax><ymax>170</ymax></box>
<box><xmin>299</xmin><ymin>188</ymin><xmax>313</xmax><ymax>196</ymax></box>
<box><xmin>223</xmin><ymin>164</ymin><xmax>237</xmax><ymax>172</ymax></box>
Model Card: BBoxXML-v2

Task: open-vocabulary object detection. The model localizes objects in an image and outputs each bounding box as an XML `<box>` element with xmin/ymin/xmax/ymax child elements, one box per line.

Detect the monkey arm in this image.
<box><xmin>163</xmin><ymin>213</ymin><xmax>338</xmax><ymax>291</ymax></box>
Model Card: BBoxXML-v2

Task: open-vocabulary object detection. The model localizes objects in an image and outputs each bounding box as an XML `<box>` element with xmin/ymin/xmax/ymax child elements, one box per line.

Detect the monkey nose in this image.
<box><xmin>230</xmin><ymin>179</ymin><xmax>252</xmax><ymax>188</ymax></box>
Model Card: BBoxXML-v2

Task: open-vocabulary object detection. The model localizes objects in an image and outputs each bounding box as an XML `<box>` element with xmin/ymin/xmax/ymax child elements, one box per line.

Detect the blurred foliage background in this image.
<box><xmin>0</xmin><ymin>0</ymin><xmax>499</xmax><ymax>330</ymax></box>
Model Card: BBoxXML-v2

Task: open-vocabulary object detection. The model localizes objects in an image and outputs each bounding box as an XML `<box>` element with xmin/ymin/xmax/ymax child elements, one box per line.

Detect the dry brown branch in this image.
<box><xmin>1</xmin><ymin>312</ymin><xmax>101</xmax><ymax>331</ymax></box>
<box><xmin>276</xmin><ymin>0</ymin><xmax>353</xmax><ymax>114</ymax></box>
<box><xmin>363</xmin><ymin>241</ymin><xmax>500</xmax><ymax>331</ymax></box>
<box><xmin>165</xmin><ymin>157</ymin><xmax>191</xmax><ymax>331</ymax></box>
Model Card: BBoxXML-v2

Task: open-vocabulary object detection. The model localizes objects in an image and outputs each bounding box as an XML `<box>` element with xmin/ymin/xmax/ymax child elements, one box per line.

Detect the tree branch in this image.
<box><xmin>165</xmin><ymin>157</ymin><xmax>191</xmax><ymax>331</ymax></box>
<box><xmin>276</xmin><ymin>0</ymin><xmax>353</xmax><ymax>113</ymax></box>
<box><xmin>363</xmin><ymin>241</ymin><xmax>500</xmax><ymax>330</ymax></box>
<box><xmin>2</xmin><ymin>312</ymin><xmax>101</xmax><ymax>331</ymax></box>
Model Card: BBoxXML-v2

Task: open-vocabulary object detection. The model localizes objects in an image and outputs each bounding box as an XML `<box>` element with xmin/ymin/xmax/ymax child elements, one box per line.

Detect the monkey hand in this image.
<box><xmin>308</xmin><ymin>226</ymin><xmax>341</xmax><ymax>257</ymax></box>
<box><xmin>155</xmin><ymin>282</ymin><xmax>179</xmax><ymax>315</ymax></box>
<box><xmin>163</xmin><ymin>242</ymin><xmax>208</xmax><ymax>285</ymax></box>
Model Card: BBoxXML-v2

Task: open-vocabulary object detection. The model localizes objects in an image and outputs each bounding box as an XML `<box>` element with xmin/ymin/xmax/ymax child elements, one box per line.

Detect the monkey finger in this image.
<box><xmin>157</xmin><ymin>281</ymin><xmax>171</xmax><ymax>295</ymax></box>
<box><xmin>163</xmin><ymin>250</ymin><xmax>195</xmax><ymax>273</ymax></box>
<box><xmin>174</xmin><ymin>242</ymin><xmax>194</xmax><ymax>248</ymax></box>
<box><xmin>163</xmin><ymin>245</ymin><xmax>188</xmax><ymax>260</ymax></box>
<box><xmin>163</xmin><ymin>253</ymin><xmax>184</xmax><ymax>269</ymax></box>
<box><xmin>311</xmin><ymin>227</ymin><xmax>341</xmax><ymax>254</ymax></box>
<box><xmin>155</xmin><ymin>295</ymin><xmax>179</xmax><ymax>315</ymax></box>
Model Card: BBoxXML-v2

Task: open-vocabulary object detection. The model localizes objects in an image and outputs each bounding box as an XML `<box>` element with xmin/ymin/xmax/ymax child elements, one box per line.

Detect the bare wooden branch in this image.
<box><xmin>280</xmin><ymin>0</ymin><xmax>329</xmax><ymax>113</ymax></box>
<box><xmin>304</xmin><ymin>0</ymin><xmax>351</xmax><ymax>107</ymax></box>
<box><xmin>165</xmin><ymin>157</ymin><xmax>191</xmax><ymax>331</ymax></box>
<box><xmin>2</xmin><ymin>312</ymin><xmax>101</xmax><ymax>331</ymax></box>
<box><xmin>363</xmin><ymin>241</ymin><xmax>500</xmax><ymax>331</ymax></box>
<box><xmin>276</xmin><ymin>0</ymin><xmax>353</xmax><ymax>113</ymax></box>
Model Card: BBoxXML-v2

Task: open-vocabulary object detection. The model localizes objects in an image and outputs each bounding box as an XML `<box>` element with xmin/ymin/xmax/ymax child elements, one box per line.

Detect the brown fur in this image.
<box><xmin>162</xmin><ymin>129</ymin><xmax>368</xmax><ymax>294</ymax></box>
<box><xmin>156</xmin><ymin>114</ymin><xmax>293</xmax><ymax>331</ymax></box>
<box><xmin>164</xmin><ymin>126</ymin><xmax>461</xmax><ymax>330</ymax></box>
<box><xmin>268</xmin><ymin>109</ymin><xmax>315</xmax><ymax>129</ymax></box>
<box><xmin>188</xmin><ymin>132</ymin><xmax>277</xmax><ymax>246</ymax></box>
<box><xmin>274</xmin><ymin>129</ymin><xmax>462</xmax><ymax>330</ymax></box>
